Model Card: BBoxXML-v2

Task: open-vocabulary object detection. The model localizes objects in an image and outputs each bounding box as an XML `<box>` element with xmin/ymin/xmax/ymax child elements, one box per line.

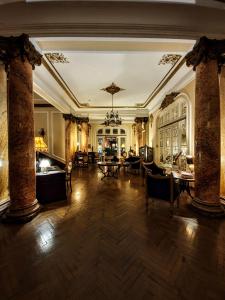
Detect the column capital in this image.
<box><xmin>76</xmin><ymin>117</ymin><xmax>89</xmax><ymax>124</ymax></box>
<box><xmin>185</xmin><ymin>36</ymin><xmax>225</xmax><ymax>70</ymax></box>
<box><xmin>63</xmin><ymin>113</ymin><xmax>76</xmax><ymax>123</ymax></box>
<box><xmin>134</xmin><ymin>117</ymin><xmax>148</xmax><ymax>124</ymax></box>
<box><xmin>0</xmin><ymin>33</ymin><xmax>42</xmax><ymax>71</ymax></box>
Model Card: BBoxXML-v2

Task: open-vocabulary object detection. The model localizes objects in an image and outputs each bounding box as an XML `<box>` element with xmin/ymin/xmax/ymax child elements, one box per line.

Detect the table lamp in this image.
<box><xmin>39</xmin><ymin>159</ymin><xmax>50</xmax><ymax>174</ymax></box>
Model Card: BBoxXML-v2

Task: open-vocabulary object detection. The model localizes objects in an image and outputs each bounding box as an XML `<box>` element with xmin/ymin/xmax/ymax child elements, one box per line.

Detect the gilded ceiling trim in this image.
<box><xmin>43</xmin><ymin>52</ymin><xmax>184</xmax><ymax>109</ymax></box>
<box><xmin>143</xmin><ymin>56</ymin><xmax>185</xmax><ymax>107</ymax></box>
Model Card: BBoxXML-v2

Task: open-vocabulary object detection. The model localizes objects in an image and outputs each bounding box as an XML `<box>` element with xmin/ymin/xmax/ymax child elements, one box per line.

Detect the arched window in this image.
<box><xmin>157</xmin><ymin>95</ymin><xmax>190</xmax><ymax>163</ymax></box>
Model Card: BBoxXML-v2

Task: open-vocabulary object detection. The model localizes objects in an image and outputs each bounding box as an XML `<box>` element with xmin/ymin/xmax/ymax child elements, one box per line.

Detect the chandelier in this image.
<box><xmin>101</xmin><ymin>82</ymin><xmax>124</xmax><ymax>127</ymax></box>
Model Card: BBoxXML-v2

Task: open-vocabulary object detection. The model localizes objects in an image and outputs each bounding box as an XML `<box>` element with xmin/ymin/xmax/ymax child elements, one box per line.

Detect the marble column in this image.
<box><xmin>220</xmin><ymin>66</ymin><xmax>225</xmax><ymax>202</ymax></box>
<box><xmin>185</xmin><ymin>36</ymin><xmax>225</xmax><ymax>216</ymax></box>
<box><xmin>135</xmin><ymin>117</ymin><xmax>148</xmax><ymax>154</ymax></box>
<box><xmin>192</xmin><ymin>60</ymin><xmax>223</xmax><ymax>215</ymax></box>
<box><xmin>0</xmin><ymin>63</ymin><xmax>9</xmax><ymax>210</ymax></box>
<box><xmin>80</xmin><ymin>118</ymin><xmax>89</xmax><ymax>152</ymax></box>
<box><xmin>64</xmin><ymin>114</ymin><xmax>76</xmax><ymax>165</ymax></box>
<box><xmin>0</xmin><ymin>34</ymin><xmax>42</xmax><ymax>222</ymax></box>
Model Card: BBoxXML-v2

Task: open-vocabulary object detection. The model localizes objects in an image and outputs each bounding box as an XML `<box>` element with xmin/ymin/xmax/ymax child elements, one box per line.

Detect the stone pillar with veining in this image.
<box><xmin>185</xmin><ymin>36</ymin><xmax>225</xmax><ymax>216</ymax></box>
<box><xmin>63</xmin><ymin>114</ymin><xmax>76</xmax><ymax>165</ymax></box>
<box><xmin>220</xmin><ymin>66</ymin><xmax>225</xmax><ymax>201</ymax></box>
<box><xmin>0</xmin><ymin>63</ymin><xmax>9</xmax><ymax>209</ymax></box>
<box><xmin>77</xmin><ymin>118</ymin><xmax>89</xmax><ymax>152</ymax></box>
<box><xmin>135</xmin><ymin>117</ymin><xmax>148</xmax><ymax>154</ymax></box>
<box><xmin>0</xmin><ymin>34</ymin><xmax>42</xmax><ymax>222</ymax></box>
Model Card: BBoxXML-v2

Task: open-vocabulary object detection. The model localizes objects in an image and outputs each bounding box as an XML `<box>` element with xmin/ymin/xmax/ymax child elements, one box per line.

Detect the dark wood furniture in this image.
<box><xmin>172</xmin><ymin>171</ymin><xmax>195</xmax><ymax>199</ymax></box>
<box><xmin>36</xmin><ymin>167</ymin><xmax>67</xmax><ymax>204</ymax></box>
<box><xmin>139</xmin><ymin>145</ymin><xmax>153</xmax><ymax>162</ymax></box>
<box><xmin>38</xmin><ymin>152</ymin><xmax>66</xmax><ymax>170</ymax></box>
<box><xmin>124</xmin><ymin>156</ymin><xmax>141</xmax><ymax>174</ymax></box>
<box><xmin>65</xmin><ymin>162</ymin><xmax>73</xmax><ymax>192</ymax></box>
<box><xmin>145</xmin><ymin>171</ymin><xmax>180</xmax><ymax>212</ymax></box>
<box><xmin>97</xmin><ymin>161</ymin><xmax>121</xmax><ymax>180</ymax></box>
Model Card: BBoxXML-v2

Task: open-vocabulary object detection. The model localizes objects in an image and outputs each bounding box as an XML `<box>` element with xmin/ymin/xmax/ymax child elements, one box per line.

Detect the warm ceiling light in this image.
<box><xmin>101</xmin><ymin>82</ymin><xmax>124</xmax><ymax>127</ymax></box>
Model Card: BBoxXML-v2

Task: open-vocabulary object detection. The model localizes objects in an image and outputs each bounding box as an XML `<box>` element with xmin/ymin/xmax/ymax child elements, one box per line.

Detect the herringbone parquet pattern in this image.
<box><xmin>0</xmin><ymin>165</ymin><xmax>225</xmax><ymax>300</ymax></box>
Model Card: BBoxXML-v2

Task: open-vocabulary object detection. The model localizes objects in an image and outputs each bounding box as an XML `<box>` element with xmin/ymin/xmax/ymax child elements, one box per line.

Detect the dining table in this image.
<box><xmin>172</xmin><ymin>170</ymin><xmax>195</xmax><ymax>198</ymax></box>
<box><xmin>97</xmin><ymin>161</ymin><xmax>121</xmax><ymax>180</ymax></box>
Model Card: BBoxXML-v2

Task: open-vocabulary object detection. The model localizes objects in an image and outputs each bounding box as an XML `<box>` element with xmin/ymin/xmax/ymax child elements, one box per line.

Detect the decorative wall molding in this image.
<box><xmin>158</xmin><ymin>54</ymin><xmax>182</xmax><ymax>66</ymax></box>
<box><xmin>45</xmin><ymin>53</ymin><xmax>69</xmax><ymax>64</ymax></box>
<box><xmin>51</xmin><ymin>111</ymin><xmax>65</xmax><ymax>162</ymax></box>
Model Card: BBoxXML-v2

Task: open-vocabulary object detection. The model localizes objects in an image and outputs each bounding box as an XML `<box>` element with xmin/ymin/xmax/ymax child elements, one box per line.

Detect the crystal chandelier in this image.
<box><xmin>101</xmin><ymin>82</ymin><xmax>124</xmax><ymax>127</ymax></box>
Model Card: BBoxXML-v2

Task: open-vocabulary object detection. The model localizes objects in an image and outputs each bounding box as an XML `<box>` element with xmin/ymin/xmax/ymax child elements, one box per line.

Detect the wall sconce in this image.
<box><xmin>149</xmin><ymin>114</ymin><xmax>153</xmax><ymax>127</ymax></box>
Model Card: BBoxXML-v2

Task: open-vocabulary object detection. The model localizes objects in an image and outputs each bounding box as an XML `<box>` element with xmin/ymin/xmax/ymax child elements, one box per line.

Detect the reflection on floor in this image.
<box><xmin>1</xmin><ymin>165</ymin><xmax>225</xmax><ymax>300</ymax></box>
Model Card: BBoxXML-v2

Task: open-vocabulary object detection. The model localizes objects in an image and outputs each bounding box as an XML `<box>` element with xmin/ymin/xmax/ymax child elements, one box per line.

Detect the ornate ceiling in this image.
<box><xmin>32</xmin><ymin>37</ymin><xmax>195</xmax><ymax>119</ymax></box>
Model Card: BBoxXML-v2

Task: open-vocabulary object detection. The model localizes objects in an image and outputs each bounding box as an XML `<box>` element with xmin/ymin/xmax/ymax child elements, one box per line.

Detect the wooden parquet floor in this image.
<box><xmin>1</xmin><ymin>165</ymin><xmax>225</xmax><ymax>300</ymax></box>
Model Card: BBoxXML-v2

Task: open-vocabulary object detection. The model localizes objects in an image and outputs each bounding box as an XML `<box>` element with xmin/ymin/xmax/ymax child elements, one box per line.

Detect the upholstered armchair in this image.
<box><xmin>125</xmin><ymin>156</ymin><xmax>141</xmax><ymax>174</ymax></box>
<box><xmin>142</xmin><ymin>161</ymin><xmax>165</xmax><ymax>176</ymax></box>
<box><xmin>145</xmin><ymin>171</ymin><xmax>180</xmax><ymax>213</ymax></box>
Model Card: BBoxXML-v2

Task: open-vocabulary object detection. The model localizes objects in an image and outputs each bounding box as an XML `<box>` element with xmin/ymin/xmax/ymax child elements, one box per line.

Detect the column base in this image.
<box><xmin>2</xmin><ymin>199</ymin><xmax>41</xmax><ymax>223</ymax></box>
<box><xmin>220</xmin><ymin>195</ymin><xmax>225</xmax><ymax>208</ymax></box>
<box><xmin>191</xmin><ymin>197</ymin><xmax>225</xmax><ymax>217</ymax></box>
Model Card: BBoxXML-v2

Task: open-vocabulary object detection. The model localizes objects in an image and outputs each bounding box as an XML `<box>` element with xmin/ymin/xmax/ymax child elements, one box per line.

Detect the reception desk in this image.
<box><xmin>36</xmin><ymin>167</ymin><xmax>67</xmax><ymax>204</ymax></box>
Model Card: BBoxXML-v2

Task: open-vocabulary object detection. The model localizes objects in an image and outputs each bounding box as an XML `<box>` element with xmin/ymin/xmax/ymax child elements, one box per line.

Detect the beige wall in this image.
<box><xmin>34</xmin><ymin>107</ymin><xmax>65</xmax><ymax>162</ymax></box>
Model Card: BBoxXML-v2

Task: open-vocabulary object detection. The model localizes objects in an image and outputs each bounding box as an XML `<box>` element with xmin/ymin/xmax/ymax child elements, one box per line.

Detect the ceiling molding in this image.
<box><xmin>1</xmin><ymin>23</ymin><xmax>225</xmax><ymax>40</ymax></box>
<box><xmin>42</xmin><ymin>51</ymin><xmax>185</xmax><ymax>109</ymax></box>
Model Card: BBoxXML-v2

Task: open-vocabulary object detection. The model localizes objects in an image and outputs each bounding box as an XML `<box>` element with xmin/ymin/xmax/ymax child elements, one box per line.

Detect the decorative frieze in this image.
<box><xmin>45</xmin><ymin>53</ymin><xmax>69</xmax><ymax>64</ymax></box>
<box><xmin>158</xmin><ymin>54</ymin><xmax>181</xmax><ymax>66</ymax></box>
<box><xmin>160</xmin><ymin>92</ymin><xmax>180</xmax><ymax>110</ymax></box>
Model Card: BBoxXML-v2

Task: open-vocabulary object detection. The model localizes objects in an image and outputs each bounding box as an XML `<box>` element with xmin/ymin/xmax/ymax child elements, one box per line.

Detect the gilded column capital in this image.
<box><xmin>0</xmin><ymin>33</ymin><xmax>42</xmax><ymax>71</ymax></box>
<box><xmin>134</xmin><ymin>117</ymin><xmax>148</xmax><ymax>124</ymax></box>
<box><xmin>63</xmin><ymin>113</ymin><xmax>77</xmax><ymax>123</ymax></box>
<box><xmin>185</xmin><ymin>36</ymin><xmax>225</xmax><ymax>70</ymax></box>
<box><xmin>76</xmin><ymin>117</ymin><xmax>89</xmax><ymax>125</ymax></box>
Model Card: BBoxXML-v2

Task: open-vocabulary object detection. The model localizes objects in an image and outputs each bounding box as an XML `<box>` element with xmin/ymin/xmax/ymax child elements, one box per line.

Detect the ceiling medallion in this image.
<box><xmin>45</xmin><ymin>52</ymin><xmax>69</xmax><ymax>64</ymax></box>
<box><xmin>101</xmin><ymin>82</ymin><xmax>125</xmax><ymax>127</ymax></box>
<box><xmin>158</xmin><ymin>54</ymin><xmax>182</xmax><ymax>66</ymax></box>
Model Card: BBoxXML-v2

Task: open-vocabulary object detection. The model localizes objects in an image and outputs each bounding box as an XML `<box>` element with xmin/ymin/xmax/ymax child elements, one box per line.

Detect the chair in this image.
<box><xmin>124</xmin><ymin>156</ymin><xmax>141</xmax><ymax>174</ymax></box>
<box><xmin>65</xmin><ymin>162</ymin><xmax>73</xmax><ymax>192</ymax></box>
<box><xmin>145</xmin><ymin>171</ymin><xmax>180</xmax><ymax>213</ymax></box>
<box><xmin>142</xmin><ymin>161</ymin><xmax>165</xmax><ymax>176</ymax></box>
<box><xmin>129</xmin><ymin>159</ymin><xmax>141</xmax><ymax>174</ymax></box>
<box><xmin>83</xmin><ymin>155</ymin><xmax>89</xmax><ymax>167</ymax></box>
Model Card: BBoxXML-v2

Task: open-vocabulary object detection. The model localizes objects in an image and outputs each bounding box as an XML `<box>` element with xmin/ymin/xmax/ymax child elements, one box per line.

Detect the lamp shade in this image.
<box><xmin>35</xmin><ymin>137</ymin><xmax>48</xmax><ymax>152</ymax></box>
